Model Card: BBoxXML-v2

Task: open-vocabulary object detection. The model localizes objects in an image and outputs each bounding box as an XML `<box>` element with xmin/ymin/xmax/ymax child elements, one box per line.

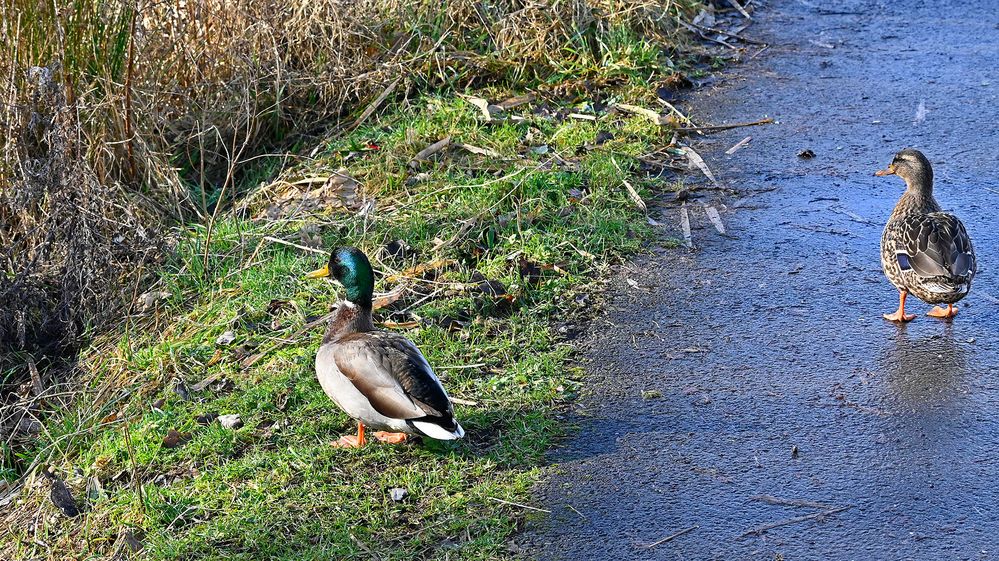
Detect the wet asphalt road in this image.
<box><xmin>523</xmin><ymin>1</ymin><xmax>999</xmax><ymax>559</ymax></box>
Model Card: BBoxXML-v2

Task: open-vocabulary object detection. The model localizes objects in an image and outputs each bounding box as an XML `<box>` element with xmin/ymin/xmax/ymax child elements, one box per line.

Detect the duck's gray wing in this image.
<box><xmin>331</xmin><ymin>332</ymin><xmax>456</xmax><ymax>425</ymax></box>
<box><xmin>895</xmin><ymin>212</ymin><xmax>975</xmax><ymax>281</ymax></box>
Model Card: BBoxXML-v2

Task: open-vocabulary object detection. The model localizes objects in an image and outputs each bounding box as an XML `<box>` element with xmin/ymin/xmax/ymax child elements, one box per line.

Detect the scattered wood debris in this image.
<box><xmin>640</xmin><ymin>525</ymin><xmax>698</xmax><ymax>549</ymax></box>
<box><xmin>738</xmin><ymin>505</ymin><xmax>851</xmax><ymax>539</ymax></box>
<box><xmin>725</xmin><ymin>136</ymin><xmax>752</xmax><ymax>155</ymax></box>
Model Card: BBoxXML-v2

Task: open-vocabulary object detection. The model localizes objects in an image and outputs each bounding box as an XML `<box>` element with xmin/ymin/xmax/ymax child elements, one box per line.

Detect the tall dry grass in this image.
<box><xmin>0</xmin><ymin>0</ymin><xmax>697</xmax><ymax>365</ymax></box>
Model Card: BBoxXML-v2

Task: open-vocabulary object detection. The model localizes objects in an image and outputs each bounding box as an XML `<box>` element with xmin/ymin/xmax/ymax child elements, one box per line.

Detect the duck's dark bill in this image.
<box><xmin>306</xmin><ymin>264</ymin><xmax>330</xmax><ymax>278</ymax></box>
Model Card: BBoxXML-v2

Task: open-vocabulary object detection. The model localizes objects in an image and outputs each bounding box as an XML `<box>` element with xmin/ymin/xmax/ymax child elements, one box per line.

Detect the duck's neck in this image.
<box><xmin>323</xmin><ymin>301</ymin><xmax>374</xmax><ymax>343</ymax></box>
<box><xmin>899</xmin><ymin>175</ymin><xmax>940</xmax><ymax>213</ymax></box>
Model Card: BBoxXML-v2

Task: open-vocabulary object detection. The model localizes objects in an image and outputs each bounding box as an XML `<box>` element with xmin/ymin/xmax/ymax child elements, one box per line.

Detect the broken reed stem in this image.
<box><xmin>202</xmin><ymin>96</ymin><xmax>256</xmax><ymax>273</ymax></box>
<box><xmin>738</xmin><ymin>506</ymin><xmax>851</xmax><ymax>539</ymax></box>
<box><xmin>124</xmin><ymin>1</ymin><xmax>137</xmax><ymax>178</ymax></box>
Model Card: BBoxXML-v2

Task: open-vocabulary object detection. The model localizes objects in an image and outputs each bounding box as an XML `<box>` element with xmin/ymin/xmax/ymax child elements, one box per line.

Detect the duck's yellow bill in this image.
<box><xmin>306</xmin><ymin>264</ymin><xmax>330</xmax><ymax>278</ymax></box>
<box><xmin>874</xmin><ymin>164</ymin><xmax>896</xmax><ymax>176</ymax></box>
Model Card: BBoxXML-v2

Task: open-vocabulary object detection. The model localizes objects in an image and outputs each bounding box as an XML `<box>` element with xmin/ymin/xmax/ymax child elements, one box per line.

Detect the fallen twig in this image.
<box><xmin>489</xmin><ymin>497</ymin><xmax>551</xmax><ymax>513</ymax></box>
<box><xmin>738</xmin><ymin>506</ymin><xmax>851</xmax><ymax>539</ymax></box>
<box><xmin>641</xmin><ymin>525</ymin><xmax>698</xmax><ymax>549</ymax></box>
<box><xmin>350</xmin><ymin>77</ymin><xmax>400</xmax><ymax>131</ymax></box>
<box><xmin>567</xmin><ymin>504</ymin><xmax>588</xmax><ymax>521</ymax></box>
<box><xmin>683</xmin><ymin>21</ymin><xmax>766</xmax><ymax>45</ymax></box>
<box><xmin>725</xmin><ymin>136</ymin><xmax>752</xmax><ymax>155</ymax></box>
<box><xmin>751</xmin><ymin>494</ymin><xmax>838</xmax><ymax>510</ymax></box>
<box><xmin>675</xmin><ymin>118</ymin><xmax>774</xmax><ymax>135</ymax></box>
<box><xmin>262</xmin><ymin>236</ymin><xmax>328</xmax><ymax>254</ymax></box>
<box><xmin>727</xmin><ymin>0</ymin><xmax>752</xmax><ymax>20</ymax></box>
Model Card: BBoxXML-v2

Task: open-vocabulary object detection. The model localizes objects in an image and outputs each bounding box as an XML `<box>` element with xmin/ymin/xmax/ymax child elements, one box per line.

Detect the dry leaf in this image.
<box><xmin>622</xmin><ymin>179</ymin><xmax>647</xmax><ymax>212</ymax></box>
<box><xmin>455</xmin><ymin>142</ymin><xmax>502</xmax><ymax>158</ymax></box>
<box><xmin>409</xmin><ymin>137</ymin><xmax>452</xmax><ymax>167</ymax></box>
<box><xmin>216</xmin><ymin>331</ymin><xmax>236</xmax><ymax>346</ymax></box>
<box><xmin>680</xmin><ymin>203</ymin><xmax>694</xmax><ymax>249</ymax></box>
<box><xmin>372</xmin><ymin>285</ymin><xmax>407</xmax><ymax>309</ymax></box>
<box><xmin>137</xmin><ymin>290</ymin><xmax>171</xmax><ymax>312</ymax></box>
<box><xmin>205</xmin><ymin>348</ymin><xmax>224</xmax><ymax>367</ymax></box>
<box><xmin>459</xmin><ymin>94</ymin><xmax>505</xmax><ymax>121</ymax></box>
<box><xmin>703</xmin><ymin>204</ymin><xmax>726</xmax><ymax>234</ymax></box>
<box><xmin>386</xmin><ymin>259</ymin><xmax>456</xmax><ymax>283</ymax></box>
<box><xmin>381</xmin><ymin>320</ymin><xmax>420</xmax><ymax>329</ymax></box>
<box><xmin>681</xmin><ymin>146</ymin><xmax>718</xmax><ymax>184</ymax></box>
<box><xmin>614</xmin><ymin>103</ymin><xmax>668</xmax><ymax>126</ymax></box>
<box><xmin>497</xmin><ymin>93</ymin><xmax>535</xmax><ymax>109</ymax></box>
<box><xmin>162</xmin><ymin>429</ymin><xmax>192</xmax><ymax>449</ymax></box>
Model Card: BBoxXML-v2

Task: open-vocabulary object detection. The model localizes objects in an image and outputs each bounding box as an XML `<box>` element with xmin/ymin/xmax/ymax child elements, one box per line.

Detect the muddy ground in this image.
<box><xmin>522</xmin><ymin>0</ymin><xmax>999</xmax><ymax>559</ymax></box>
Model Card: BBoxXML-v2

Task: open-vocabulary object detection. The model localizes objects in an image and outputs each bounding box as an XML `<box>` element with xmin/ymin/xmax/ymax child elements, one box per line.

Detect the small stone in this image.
<box><xmin>216</xmin><ymin>331</ymin><xmax>236</xmax><ymax>346</ymax></box>
<box><xmin>389</xmin><ymin>487</ymin><xmax>408</xmax><ymax>502</ymax></box>
<box><xmin>218</xmin><ymin>414</ymin><xmax>243</xmax><ymax>429</ymax></box>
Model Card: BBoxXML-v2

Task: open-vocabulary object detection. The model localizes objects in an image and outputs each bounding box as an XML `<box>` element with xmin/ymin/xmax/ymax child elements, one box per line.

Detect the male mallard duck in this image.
<box><xmin>876</xmin><ymin>148</ymin><xmax>976</xmax><ymax>322</ymax></box>
<box><xmin>306</xmin><ymin>247</ymin><xmax>465</xmax><ymax>447</ymax></box>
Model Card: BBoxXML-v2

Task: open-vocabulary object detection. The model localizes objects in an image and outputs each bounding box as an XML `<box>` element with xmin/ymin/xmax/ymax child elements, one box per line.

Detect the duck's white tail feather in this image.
<box><xmin>923</xmin><ymin>281</ymin><xmax>968</xmax><ymax>295</ymax></box>
<box><xmin>412</xmin><ymin>420</ymin><xmax>465</xmax><ymax>440</ymax></box>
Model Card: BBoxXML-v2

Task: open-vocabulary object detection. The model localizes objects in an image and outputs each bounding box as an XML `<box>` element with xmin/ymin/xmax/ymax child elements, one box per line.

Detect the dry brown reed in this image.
<box><xmin>0</xmin><ymin>0</ymin><xmax>696</xmax><ymax>362</ymax></box>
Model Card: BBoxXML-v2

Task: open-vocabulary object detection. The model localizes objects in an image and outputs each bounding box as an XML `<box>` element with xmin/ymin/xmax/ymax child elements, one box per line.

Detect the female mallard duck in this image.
<box><xmin>876</xmin><ymin>148</ymin><xmax>976</xmax><ymax>322</ymax></box>
<box><xmin>306</xmin><ymin>247</ymin><xmax>465</xmax><ymax>447</ymax></box>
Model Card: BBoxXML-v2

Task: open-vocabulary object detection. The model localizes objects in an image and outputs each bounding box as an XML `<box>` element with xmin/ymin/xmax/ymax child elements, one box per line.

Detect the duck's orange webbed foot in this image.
<box><xmin>372</xmin><ymin>431</ymin><xmax>409</xmax><ymax>444</ymax></box>
<box><xmin>927</xmin><ymin>304</ymin><xmax>958</xmax><ymax>319</ymax></box>
<box><xmin>883</xmin><ymin>310</ymin><xmax>916</xmax><ymax>322</ymax></box>
<box><xmin>332</xmin><ymin>422</ymin><xmax>367</xmax><ymax>448</ymax></box>
<box><xmin>332</xmin><ymin>435</ymin><xmax>364</xmax><ymax>448</ymax></box>
<box><xmin>884</xmin><ymin>291</ymin><xmax>917</xmax><ymax>323</ymax></box>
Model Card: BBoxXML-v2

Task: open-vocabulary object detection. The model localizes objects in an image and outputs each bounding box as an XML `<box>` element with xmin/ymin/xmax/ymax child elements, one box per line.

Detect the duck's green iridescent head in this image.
<box><xmin>307</xmin><ymin>246</ymin><xmax>374</xmax><ymax>307</ymax></box>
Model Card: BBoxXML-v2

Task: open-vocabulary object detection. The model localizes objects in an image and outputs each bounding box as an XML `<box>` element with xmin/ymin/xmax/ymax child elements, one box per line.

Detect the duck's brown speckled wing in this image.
<box><xmin>892</xmin><ymin>212</ymin><xmax>975</xmax><ymax>281</ymax></box>
<box><xmin>331</xmin><ymin>331</ymin><xmax>456</xmax><ymax>424</ymax></box>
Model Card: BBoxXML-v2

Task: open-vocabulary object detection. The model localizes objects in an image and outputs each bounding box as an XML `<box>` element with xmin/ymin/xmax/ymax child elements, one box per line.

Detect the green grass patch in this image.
<box><xmin>2</xmin><ymin>88</ymin><xmax>686</xmax><ymax>560</ymax></box>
